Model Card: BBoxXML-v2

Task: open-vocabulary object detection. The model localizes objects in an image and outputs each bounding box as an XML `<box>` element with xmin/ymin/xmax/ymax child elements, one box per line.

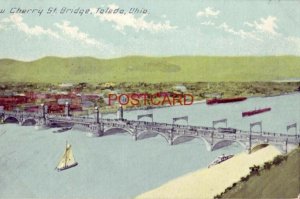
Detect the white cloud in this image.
<box><xmin>218</xmin><ymin>22</ymin><xmax>261</xmax><ymax>41</ymax></box>
<box><xmin>199</xmin><ymin>15</ymin><xmax>300</xmax><ymax>55</ymax></box>
<box><xmin>244</xmin><ymin>16</ymin><xmax>278</xmax><ymax>35</ymax></box>
<box><xmin>199</xmin><ymin>15</ymin><xmax>279</xmax><ymax>41</ymax></box>
<box><xmin>91</xmin><ymin>5</ymin><xmax>177</xmax><ymax>33</ymax></box>
<box><xmin>199</xmin><ymin>20</ymin><xmax>261</xmax><ymax>41</ymax></box>
<box><xmin>55</xmin><ymin>21</ymin><xmax>104</xmax><ymax>48</ymax></box>
<box><xmin>8</xmin><ymin>14</ymin><xmax>60</xmax><ymax>39</ymax></box>
<box><xmin>0</xmin><ymin>14</ymin><xmax>112</xmax><ymax>51</ymax></box>
<box><xmin>197</xmin><ymin>7</ymin><xmax>220</xmax><ymax>18</ymax></box>
<box><xmin>200</xmin><ymin>21</ymin><xmax>215</xmax><ymax>26</ymax></box>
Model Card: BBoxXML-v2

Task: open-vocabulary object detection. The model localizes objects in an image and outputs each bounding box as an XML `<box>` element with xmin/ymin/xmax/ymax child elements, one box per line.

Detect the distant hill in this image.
<box><xmin>221</xmin><ymin>148</ymin><xmax>300</xmax><ymax>198</ymax></box>
<box><xmin>0</xmin><ymin>56</ymin><xmax>300</xmax><ymax>83</ymax></box>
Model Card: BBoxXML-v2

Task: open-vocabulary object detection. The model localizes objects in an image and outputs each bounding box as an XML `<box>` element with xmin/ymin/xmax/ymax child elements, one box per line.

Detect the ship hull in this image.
<box><xmin>208</xmin><ymin>154</ymin><xmax>234</xmax><ymax>168</ymax></box>
<box><xmin>242</xmin><ymin>108</ymin><xmax>271</xmax><ymax>117</ymax></box>
<box><xmin>206</xmin><ymin>97</ymin><xmax>247</xmax><ymax>105</ymax></box>
<box><xmin>56</xmin><ymin>162</ymin><xmax>78</xmax><ymax>171</ymax></box>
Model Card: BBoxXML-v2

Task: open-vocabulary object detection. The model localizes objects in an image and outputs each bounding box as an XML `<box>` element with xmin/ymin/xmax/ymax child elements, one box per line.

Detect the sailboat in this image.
<box><xmin>55</xmin><ymin>142</ymin><xmax>78</xmax><ymax>171</ymax></box>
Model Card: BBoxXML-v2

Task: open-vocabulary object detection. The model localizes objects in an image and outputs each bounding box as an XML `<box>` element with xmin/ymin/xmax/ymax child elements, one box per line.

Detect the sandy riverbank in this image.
<box><xmin>136</xmin><ymin>146</ymin><xmax>281</xmax><ymax>199</ymax></box>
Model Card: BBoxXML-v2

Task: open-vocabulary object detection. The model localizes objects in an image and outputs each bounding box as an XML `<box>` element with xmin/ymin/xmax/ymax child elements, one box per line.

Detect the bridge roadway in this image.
<box><xmin>1</xmin><ymin>110</ymin><xmax>299</xmax><ymax>153</ymax></box>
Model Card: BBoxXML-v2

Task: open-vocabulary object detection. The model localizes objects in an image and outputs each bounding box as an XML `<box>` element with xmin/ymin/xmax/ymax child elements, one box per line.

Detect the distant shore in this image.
<box><xmin>1</xmin><ymin>56</ymin><xmax>300</xmax><ymax>83</ymax></box>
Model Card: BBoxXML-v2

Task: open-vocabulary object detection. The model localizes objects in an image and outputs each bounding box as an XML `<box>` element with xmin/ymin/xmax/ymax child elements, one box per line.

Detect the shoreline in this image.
<box><xmin>136</xmin><ymin>146</ymin><xmax>281</xmax><ymax>199</ymax></box>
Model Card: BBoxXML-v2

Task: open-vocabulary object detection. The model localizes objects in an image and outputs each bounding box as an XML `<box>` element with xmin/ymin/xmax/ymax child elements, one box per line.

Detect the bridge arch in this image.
<box><xmin>155</xmin><ymin>132</ymin><xmax>170</xmax><ymax>144</ymax></box>
<box><xmin>104</xmin><ymin>127</ymin><xmax>134</xmax><ymax>136</ymax></box>
<box><xmin>21</xmin><ymin>118</ymin><xmax>37</xmax><ymax>126</ymax></box>
<box><xmin>173</xmin><ymin>135</ymin><xmax>211</xmax><ymax>151</ymax></box>
<box><xmin>136</xmin><ymin>130</ymin><xmax>159</xmax><ymax>140</ymax></box>
<box><xmin>4</xmin><ymin>116</ymin><xmax>20</xmax><ymax>124</ymax></box>
<box><xmin>252</xmin><ymin>143</ymin><xmax>287</xmax><ymax>154</ymax></box>
<box><xmin>135</xmin><ymin>130</ymin><xmax>170</xmax><ymax>144</ymax></box>
<box><xmin>211</xmin><ymin>139</ymin><xmax>247</xmax><ymax>151</ymax></box>
<box><xmin>250</xmin><ymin>142</ymin><xmax>296</xmax><ymax>154</ymax></box>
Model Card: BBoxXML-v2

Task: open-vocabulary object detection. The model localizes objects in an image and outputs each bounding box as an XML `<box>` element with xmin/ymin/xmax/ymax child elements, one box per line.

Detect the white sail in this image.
<box><xmin>56</xmin><ymin>144</ymin><xmax>78</xmax><ymax>171</ymax></box>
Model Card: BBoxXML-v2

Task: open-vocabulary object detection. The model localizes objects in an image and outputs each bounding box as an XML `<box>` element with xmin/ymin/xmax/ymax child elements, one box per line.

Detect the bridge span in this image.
<box><xmin>1</xmin><ymin>106</ymin><xmax>299</xmax><ymax>154</ymax></box>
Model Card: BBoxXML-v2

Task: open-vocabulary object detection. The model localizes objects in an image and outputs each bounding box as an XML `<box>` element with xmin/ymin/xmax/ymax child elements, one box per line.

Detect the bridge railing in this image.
<box><xmin>48</xmin><ymin>116</ymin><xmax>96</xmax><ymax>124</ymax></box>
<box><xmin>2</xmin><ymin>111</ymin><xmax>300</xmax><ymax>143</ymax></box>
<box><xmin>4</xmin><ymin>111</ymin><xmax>42</xmax><ymax>119</ymax></box>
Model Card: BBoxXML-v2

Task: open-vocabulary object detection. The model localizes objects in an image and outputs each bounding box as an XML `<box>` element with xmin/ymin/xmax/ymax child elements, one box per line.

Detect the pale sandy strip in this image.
<box><xmin>136</xmin><ymin>146</ymin><xmax>281</xmax><ymax>199</ymax></box>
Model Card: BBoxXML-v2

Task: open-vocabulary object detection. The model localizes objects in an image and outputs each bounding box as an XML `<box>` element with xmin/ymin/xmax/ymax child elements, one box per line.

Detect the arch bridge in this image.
<box><xmin>0</xmin><ymin>110</ymin><xmax>299</xmax><ymax>154</ymax></box>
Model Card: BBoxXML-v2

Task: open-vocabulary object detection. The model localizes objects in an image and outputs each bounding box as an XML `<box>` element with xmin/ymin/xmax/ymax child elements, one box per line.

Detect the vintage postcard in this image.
<box><xmin>0</xmin><ymin>0</ymin><xmax>299</xmax><ymax>198</ymax></box>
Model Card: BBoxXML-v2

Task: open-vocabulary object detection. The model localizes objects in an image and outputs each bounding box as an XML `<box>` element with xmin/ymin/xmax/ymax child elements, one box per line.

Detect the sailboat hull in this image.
<box><xmin>56</xmin><ymin>162</ymin><xmax>78</xmax><ymax>171</ymax></box>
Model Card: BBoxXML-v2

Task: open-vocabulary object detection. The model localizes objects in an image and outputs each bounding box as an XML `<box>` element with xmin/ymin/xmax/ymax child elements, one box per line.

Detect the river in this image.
<box><xmin>0</xmin><ymin>93</ymin><xmax>299</xmax><ymax>198</ymax></box>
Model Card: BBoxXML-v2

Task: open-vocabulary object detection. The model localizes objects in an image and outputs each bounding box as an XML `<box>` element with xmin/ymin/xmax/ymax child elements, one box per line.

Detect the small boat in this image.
<box><xmin>53</xmin><ymin>127</ymin><xmax>72</xmax><ymax>133</ymax></box>
<box><xmin>55</xmin><ymin>142</ymin><xmax>78</xmax><ymax>171</ymax></box>
<box><xmin>242</xmin><ymin>107</ymin><xmax>271</xmax><ymax>117</ymax></box>
<box><xmin>206</xmin><ymin>97</ymin><xmax>247</xmax><ymax>105</ymax></box>
<box><xmin>208</xmin><ymin>154</ymin><xmax>234</xmax><ymax>168</ymax></box>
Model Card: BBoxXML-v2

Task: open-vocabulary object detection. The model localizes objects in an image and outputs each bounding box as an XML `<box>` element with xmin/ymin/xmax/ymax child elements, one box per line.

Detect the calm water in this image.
<box><xmin>110</xmin><ymin>93</ymin><xmax>300</xmax><ymax>134</ymax></box>
<box><xmin>0</xmin><ymin>93</ymin><xmax>299</xmax><ymax>198</ymax></box>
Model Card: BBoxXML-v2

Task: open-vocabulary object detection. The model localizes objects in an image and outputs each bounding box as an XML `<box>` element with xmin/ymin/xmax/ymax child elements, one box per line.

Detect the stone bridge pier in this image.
<box><xmin>86</xmin><ymin>107</ymin><xmax>104</xmax><ymax>137</ymax></box>
<box><xmin>87</xmin><ymin>123</ymin><xmax>104</xmax><ymax>137</ymax></box>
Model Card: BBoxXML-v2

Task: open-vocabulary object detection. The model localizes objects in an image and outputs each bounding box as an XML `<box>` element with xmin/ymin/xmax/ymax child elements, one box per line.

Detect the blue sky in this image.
<box><xmin>0</xmin><ymin>0</ymin><xmax>300</xmax><ymax>60</ymax></box>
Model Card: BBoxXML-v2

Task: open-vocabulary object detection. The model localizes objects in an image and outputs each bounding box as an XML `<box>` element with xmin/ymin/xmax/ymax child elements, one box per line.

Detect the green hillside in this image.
<box><xmin>0</xmin><ymin>56</ymin><xmax>300</xmax><ymax>83</ymax></box>
<box><xmin>222</xmin><ymin>148</ymin><xmax>300</xmax><ymax>198</ymax></box>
